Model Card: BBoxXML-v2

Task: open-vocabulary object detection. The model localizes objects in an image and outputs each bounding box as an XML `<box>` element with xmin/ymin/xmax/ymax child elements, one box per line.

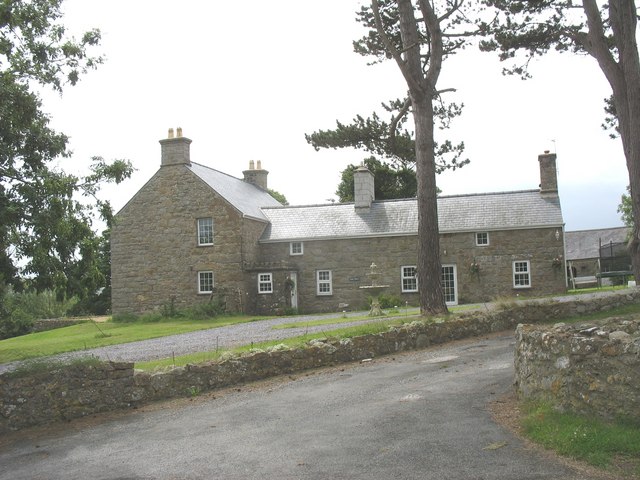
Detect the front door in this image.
<box><xmin>441</xmin><ymin>265</ymin><xmax>458</xmax><ymax>306</ymax></box>
<box><xmin>289</xmin><ymin>272</ymin><xmax>298</xmax><ymax>309</ymax></box>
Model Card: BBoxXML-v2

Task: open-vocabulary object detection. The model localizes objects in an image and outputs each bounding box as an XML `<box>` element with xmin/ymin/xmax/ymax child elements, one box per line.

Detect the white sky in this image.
<box><xmin>42</xmin><ymin>0</ymin><xmax>629</xmax><ymax>232</ymax></box>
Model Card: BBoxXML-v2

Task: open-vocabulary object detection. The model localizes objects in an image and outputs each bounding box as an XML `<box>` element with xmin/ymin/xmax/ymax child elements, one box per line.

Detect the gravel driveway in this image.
<box><xmin>0</xmin><ymin>310</ymin><xmax>398</xmax><ymax>373</ymax></box>
<box><xmin>0</xmin><ymin>289</ymin><xmax>631</xmax><ymax>375</ymax></box>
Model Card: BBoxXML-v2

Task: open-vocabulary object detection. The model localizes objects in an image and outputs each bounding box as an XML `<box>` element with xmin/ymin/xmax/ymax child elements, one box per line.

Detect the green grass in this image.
<box><xmin>271</xmin><ymin>304</ymin><xmax>477</xmax><ymax>330</ymax></box>
<box><xmin>565</xmin><ymin>285</ymin><xmax>629</xmax><ymax>295</ymax></box>
<box><xmin>136</xmin><ymin>316</ymin><xmax>416</xmax><ymax>371</ymax></box>
<box><xmin>522</xmin><ymin>402</ymin><xmax>640</xmax><ymax>475</ymax></box>
<box><xmin>271</xmin><ymin>308</ymin><xmax>422</xmax><ymax>329</ymax></box>
<box><xmin>0</xmin><ymin>315</ymin><xmax>268</xmax><ymax>364</ymax></box>
<box><xmin>554</xmin><ymin>302</ymin><xmax>640</xmax><ymax>325</ymax></box>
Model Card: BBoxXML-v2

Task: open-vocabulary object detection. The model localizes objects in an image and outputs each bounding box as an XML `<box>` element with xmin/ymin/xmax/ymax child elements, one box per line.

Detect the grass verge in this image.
<box><xmin>522</xmin><ymin>402</ymin><xmax>640</xmax><ymax>478</ymax></box>
<box><xmin>135</xmin><ymin>316</ymin><xmax>416</xmax><ymax>371</ymax></box>
<box><xmin>0</xmin><ymin>315</ymin><xmax>268</xmax><ymax>364</ymax></box>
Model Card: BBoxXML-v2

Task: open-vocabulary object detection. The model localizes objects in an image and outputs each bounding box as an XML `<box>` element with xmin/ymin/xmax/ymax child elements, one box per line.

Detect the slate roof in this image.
<box><xmin>565</xmin><ymin>227</ymin><xmax>629</xmax><ymax>261</ymax></box>
<box><xmin>189</xmin><ymin>162</ymin><xmax>282</xmax><ymax>221</ymax></box>
<box><xmin>259</xmin><ymin>189</ymin><xmax>563</xmax><ymax>242</ymax></box>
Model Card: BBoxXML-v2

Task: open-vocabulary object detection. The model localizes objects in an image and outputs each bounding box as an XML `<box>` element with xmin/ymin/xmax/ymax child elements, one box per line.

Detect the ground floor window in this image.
<box><xmin>441</xmin><ymin>265</ymin><xmax>457</xmax><ymax>305</ymax></box>
<box><xmin>198</xmin><ymin>271</ymin><xmax>214</xmax><ymax>294</ymax></box>
<box><xmin>317</xmin><ymin>270</ymin><xmax>332</xmax><ymax>295</ymax></box>
<box><xmin>258</xmin><ymin>273</ymin><xmax>273</xmax><ymax>293</ymax></box>
<box><xmin>513</xmin><ymin>260</ymin><xmax>531</xmax><ymax>288</ymax></box>
<box><xmin>401</xmin><ymin>266</ymin><xmax>417</xmax><ymax>292</ymax></box>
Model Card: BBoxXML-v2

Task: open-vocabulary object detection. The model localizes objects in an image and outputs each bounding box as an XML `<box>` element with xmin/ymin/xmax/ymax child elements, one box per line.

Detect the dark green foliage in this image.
<box><xmin>0</xmin><ymin>288</ymin><xmax>77</xmax><ymax>339</ymax></box>
<box><xmin>268</xmin><ymin>189</ymin><xmax>289</xmax><ymax>205</ymax></box>
<box><xmin>184</xmin><ymin>299</ymin><xmax>227</xmax><ymax>320</ymax></box>
<box><xmin>618</xmin><ymin>186</ymin><xmax>633</xmax><ymax>229</ymax></box>
<box><xmin>369</xmin><ymin>293</ymin><xmax>404</xmax><ymax>309</ymax></box>
<box><xmin>0</xmin><ymin>311</ymin><xmax>33</xmax><ymax>340</ymax></box>
<box><xmin>305</xmin><ymin>97</ymin><xmax>469</xmax><ymax>180</ymax></box>
<box><xmin>336</xmin><ymin>157</ymin><xmax>418</xmax><ymax>202</ymax></box>
<box><xmin>0</xmin><ymin>0</ymin><xmax>133</xmax><ymax>311</ymax></box>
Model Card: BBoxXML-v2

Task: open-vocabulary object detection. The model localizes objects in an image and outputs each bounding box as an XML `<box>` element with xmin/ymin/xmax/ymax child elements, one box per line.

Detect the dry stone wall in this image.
<box><xmin>2</xmin><ymin>289</ymin><xmax>639</xmax><ymax>433</ymax></box>
<box><xmin>515</xmin><ymin>319</ymin><xmax>640</xmax><ymax>421</ymax></box>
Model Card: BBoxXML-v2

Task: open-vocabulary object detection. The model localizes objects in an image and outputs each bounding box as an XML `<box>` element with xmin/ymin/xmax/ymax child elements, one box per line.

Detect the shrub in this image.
<box><xmin>0</xmin><ymin>311</ymin><xmax>34</xmax><ymax>340</ymax></box>
<box><xmin>369</xmin><ymin>293</ymin><xmax>404</xmax><ymax>309</ymax></box>
<box><xmin>184</xmin><ymin>298</ymin><xmax>226</xmax><ymax>320</ymax></box>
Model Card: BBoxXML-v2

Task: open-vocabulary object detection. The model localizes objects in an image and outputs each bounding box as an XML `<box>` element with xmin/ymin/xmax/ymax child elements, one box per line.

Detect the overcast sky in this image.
<box><xmin>42</xmin><ymin>0</ymin><xmax>629</xmax><ymax>232</ymax></box>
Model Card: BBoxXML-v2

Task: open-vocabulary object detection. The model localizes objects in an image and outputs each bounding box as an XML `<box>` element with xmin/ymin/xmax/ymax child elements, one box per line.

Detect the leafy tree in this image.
<box><xmin>323</xmin><ymin>0</ymin><xmax>478</xmax><ymax>315</ymax></box>
<box><xmin>336</xmin><ymin>156</ymin><xmax>417</xmax><ymax>202</ymax></box>
<box><xmin>0</xmin><ymin>0</ymin><xmax>132</xmax><ymax>312</ymax></box>
<box><xmin>619</xmin><ymin>185</ymin><xmax>633</xmax><ymax>228</ymax></box>
<box><xmin>268</xmin><ymin>189</ymin><xmax>289</xmax><ymax>206</ymax></box>
<box><xmin>479</xmin><ymin>0</ymin><xmax>640</xmax><ymax>280</ymax></box>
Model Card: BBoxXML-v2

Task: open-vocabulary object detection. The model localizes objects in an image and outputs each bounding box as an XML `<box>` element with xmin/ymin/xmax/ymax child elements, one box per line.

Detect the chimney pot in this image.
<box><xmin>168</xmin><ymin>128</ymin><xmax>174</xmax><ymax>139</ymax></box>
<box><xmin>257</xmin><ymin>160</ymin><xmax>262</xmax><ymax>170</ymax></box>
<box><xmin>177</xmin><ymin>127</ymin><xmax>183</xmax><ymax>138</ymax></box>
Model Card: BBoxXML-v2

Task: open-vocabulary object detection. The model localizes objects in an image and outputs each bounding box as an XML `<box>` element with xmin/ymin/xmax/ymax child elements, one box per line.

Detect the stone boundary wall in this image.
<box><xmin>515</xmin><ymin>319</ymin><xmax>639</xmax><ymax>421</ymax></box>
<box><xmin>1</xmin><ymin>289</ymin><xmax>639</xmax><ymax>433</ymax></box>
<box><xmin>31</xmin><ymin>318</ymin><xmax>87</xmax><ymax>333</ymax></box>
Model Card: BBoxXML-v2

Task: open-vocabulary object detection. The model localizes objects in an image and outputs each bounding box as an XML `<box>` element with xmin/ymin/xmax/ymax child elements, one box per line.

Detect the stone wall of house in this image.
<box><xmin>515</xmin><ymin>319</ymin><xmax>640</xmax><ymax>421</ymax></box>
<box><xmin>111</xmin><ymin>165</ymin><xmax>253</xmax><ymax>315</ymax></box>
<box><xmin>256</xmin><ymin>226</ymin><xmax>566</xmax><ymax>315</ymax></box>
<box><xmin>4</xmin><ymin>289</ymin><xmax>637</xmax><ymax>433</ymax></box>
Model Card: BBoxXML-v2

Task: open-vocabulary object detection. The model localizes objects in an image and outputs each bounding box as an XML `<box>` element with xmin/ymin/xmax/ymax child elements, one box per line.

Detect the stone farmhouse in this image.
<box><xmin>111</xmin><ymin>130</ymin><xmax>567</xmax><ymax>315</ymax></box>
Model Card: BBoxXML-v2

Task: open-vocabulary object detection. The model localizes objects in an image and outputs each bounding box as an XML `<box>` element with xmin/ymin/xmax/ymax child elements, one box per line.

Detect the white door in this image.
<box><xmin>289</xmin><ymin>272</ymin><xmax>298</xmax><ymax>309</ymax></box>
<box><xmin>441</xmin><ymin>265</ymin><xmax>458</xmax><ymax>306</ymax></box>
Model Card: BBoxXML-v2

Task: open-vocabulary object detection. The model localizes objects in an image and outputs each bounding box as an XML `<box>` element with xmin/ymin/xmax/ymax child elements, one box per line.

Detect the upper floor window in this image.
<box><xmin>198</xmin><ymin>271</ymin><xmax>214</xmax><ymax>294</ymax></box>
<box><xmin>513</xmin><ymin>261</ymin><xmax>531</xmax><ymax>288</ymax></box>
<box><xmin>197</xmin><ymin>218</ymin><xmax>214</xmax><ymax>246</ymax></box>
<box><xmin>290</xmin><ymin>241</ymin><xmax>304</xmax><ymax>256</ymax></box>
<box><xmin>401</xmin><ymin>266</ymin><xmax>418</xmax><ymax>292</ymax></box>
<box><xmin>317</xmin><ymin>270</ymin><xmax>332</xmax><ymax>296</ymax></box>
<box><xmin>476</xmin><ymin>232</ymin><xmax>489</xmax><ymax>246</ymax></box>
<box><xmin>258</xmin><ymin>273</ymin><xmax>273</xmax><ymax>294</ymax></box>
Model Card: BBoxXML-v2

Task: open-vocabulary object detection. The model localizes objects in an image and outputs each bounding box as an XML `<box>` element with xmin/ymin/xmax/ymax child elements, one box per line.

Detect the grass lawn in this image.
<box><xmin>136</xmin><ymin>316</ymin><xmax>413</xmax><ymax>371</ymax></box>
<box><xmin>522</xmin><ymin>402</ymin><xmax>640</xmax><ymax>478</ymax></box>
<box><xmin>0</xmin><ymin>315</ymin><xmax>268</xmax><ymax>364</ymax></box>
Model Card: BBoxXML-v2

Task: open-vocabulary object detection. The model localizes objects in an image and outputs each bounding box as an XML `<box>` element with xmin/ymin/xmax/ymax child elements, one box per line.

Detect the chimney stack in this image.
<box><xmin>538</xmin><ymin>151</ymin><xmax>558</xmax><ymax>195</ymax></box>
<box><xmin>243</xmin><ymin>160</ymin><xmax>269</xmax><ymax>190</ymax></box>
<box><xmin>354</xmin><ymin>164</ymin><xmax>375</xmax><ymax>209</ymax></box>
<box><xmin>160</xmin><ymin>127</ymin><xmax>191</xmax><ymax>166</ymax></box>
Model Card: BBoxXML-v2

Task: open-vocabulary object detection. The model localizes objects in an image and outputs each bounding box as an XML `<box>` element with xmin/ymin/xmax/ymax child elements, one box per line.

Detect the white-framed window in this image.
<box><xmin>401</xmin><ymin>266</ymin><xmax>418</xmax><ymax>292</ymax></box>
<box><xmin>513</xmin><ymin>260</ymin><xmax>531</xmax><ymax>288</ymax></box>
<box><xmin>258</xmin><ymin>273</ymin><xmax>273</xmax><ymax>294</ymax></box>
<box><xmin>476</xmin><ymin>232</ymin><xmax>489</xmax><ymax>246</ymax></box>
<box><xmin>197</xmin><ymin>217</ymin><xmax>214</xmax><ymax>246</ymax></box>
<box><xmin>198</xmin><ymin>271</ymin><xmax>214</xmax><ymax>294</ymax></box>
<box><xmin>441</xmin><ymin>265</ymin><xmax>458</xmax><ymax>305</ymax></box>
<box><xmin>317</xmin><ymin>270</ymin><xmax>332</xmax><ymax>295</ymax></box>
<box><xmin>290</xmin><ymin>241</ymin><xmax>304</xmax><ymax>256</ymax></box>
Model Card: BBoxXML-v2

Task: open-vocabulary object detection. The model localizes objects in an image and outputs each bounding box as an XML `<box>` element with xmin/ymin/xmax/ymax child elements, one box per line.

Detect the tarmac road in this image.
<box><xmin>0</xmin><ymin>333</ymin><xmax>603</xmax><ymax>480</ymax></box>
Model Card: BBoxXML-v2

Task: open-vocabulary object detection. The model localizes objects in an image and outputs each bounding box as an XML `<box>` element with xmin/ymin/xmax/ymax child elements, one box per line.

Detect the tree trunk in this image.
<box><xmin>582</xmin><ymin>0</ymin><xmax>640</xmax><ymax>279</ymax></box>
<box><xmin>413</xmin><ymin>96</ymin><xmax>448</xmax><ymax>315</ymax></box>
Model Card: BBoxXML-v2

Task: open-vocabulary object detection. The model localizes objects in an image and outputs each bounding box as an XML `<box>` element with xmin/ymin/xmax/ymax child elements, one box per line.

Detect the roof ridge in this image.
<box><xmin>189</xmin><ymin>161</ymin><xmax>242</xmax><ymax>182</ymax></box>
<box><xmin>438</xmin><ymin>189</ymin><xmax>539</xmax><ymax>199</ymax></box>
